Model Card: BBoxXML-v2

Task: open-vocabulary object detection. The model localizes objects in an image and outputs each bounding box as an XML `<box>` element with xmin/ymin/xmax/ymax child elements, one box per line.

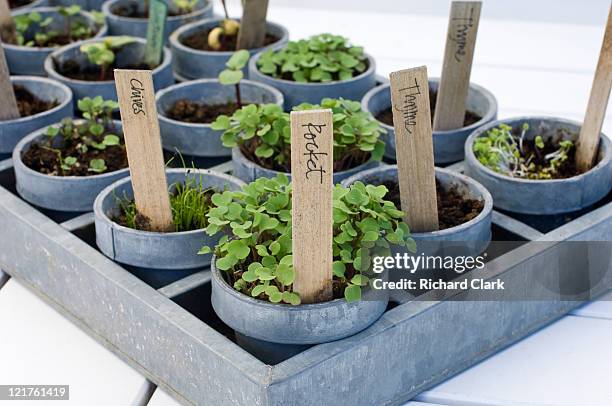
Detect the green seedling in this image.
<box><xmin>218</xmin><ymin>49</ymin><xmax>250</xmax><ymax>107</ymax></box>
<box><xmin>40</xmin><ymin>96</ymin><xmax>124</xmax><ymax>176</ymax></box>
<box><xmin>212</xmin><ymin>97</ymin><xmax>385</xmax><ymax>172</ymax></box>
<box><xmin>473</xmin><ymin>122</ymin><xmax>575</xmax><ymax>180</ymax></box>
<box><xmin>257</xmin><ymin>33</ymin><xmax>367</xmax><ymax>83</ymax></box>
<box><xmin>118</xmin><ymin>175</ymin><xmax>215</xmax><ymax>232</ymax></box>
<box><xmin>12</xmin><ymin>6</ymin><xmax>97</xmax><ymax>48</ymax></box>
<box><xmin>80</xmin><ymin>36</ymin><xmax>136</xmax><ymax>81</ymax></box>
<box><xmin>199</xmin><ymin>174</ymin><xmax>415</xmax><ymax>304</ymax></box>
<box><xmin>174</xmin><ymin>0</ymin><xmax>199</xmax><ymax>14</ymax></box>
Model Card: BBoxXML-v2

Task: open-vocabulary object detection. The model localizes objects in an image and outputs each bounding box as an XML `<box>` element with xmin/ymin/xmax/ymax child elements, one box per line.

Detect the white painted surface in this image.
<box><xmin>571</xmin><ymin>290</ymin><xmax>612</xmax><ymax>320</ymax></box>
<box><xmin>417</xmin><ymin>316</ymin><xmax>612</xmax><ymax>406</ymax></box>
<box><xmin>0</xmin><ymin>279</ymin><xmax>149</xmax><ymax>405</ymax></box>
<box><xmin>147</xmin><ymin>388</ymin><xmax>182</xmax><ymax>406</ymax></box>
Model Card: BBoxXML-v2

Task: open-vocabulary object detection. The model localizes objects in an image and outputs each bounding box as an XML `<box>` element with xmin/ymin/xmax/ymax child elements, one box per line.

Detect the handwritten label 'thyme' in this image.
<box><xmin>302</xmin><ymin>123</ymin><xmax>328</xmax><ymax>183</ymax></box>
<box><xmin>129</xmin><ymin>78</ymin><xmax>146</xmax><ymax>116</ymax></box>
<box><xmin>395</xmin><ymin>78</ymin><xmax>422</xmax><ymax>134</ymax></box>
<box><xmin>450</xmin><ymin>7</ymin><xmax>475</xmax><ymax>62</ymax></box>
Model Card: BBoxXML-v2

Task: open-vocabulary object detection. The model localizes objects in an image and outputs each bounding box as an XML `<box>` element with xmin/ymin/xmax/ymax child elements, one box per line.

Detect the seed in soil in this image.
<box><xmin>166</xmin><ymin>99</ymin><xmax>240</xmax><ymax>124</ymax></box>
<box><xmin>376</xmin><ymin>90</ymin><xmax>482</xmax><ymax>128</ymax></box>
<box><xmin>11</xmin><ymin>85</ymin><xmax>59</xmax><ymax>118</ymax></box>
<box><xmin>181</xmin><ymin>28</ymin><xmax>280</xmax><ymax>51</ymax></box>
<box><xmin>56</xmin><ymin>59</ymin><xmax>151</xmax><ymax>81</ymax></box>
<box><xmin>381</xmin><ymin>180</ymin><xmax>485</xmax><ymax>230</ymax></box>
<box><xmin>114</xmin><ymin>178</ymin><xmax>216</xmax><ymax>232</ymax></box>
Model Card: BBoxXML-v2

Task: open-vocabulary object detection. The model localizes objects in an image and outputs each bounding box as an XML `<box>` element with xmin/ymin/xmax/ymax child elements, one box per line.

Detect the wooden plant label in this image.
<box><xmin>0</xmin><ymin>0</ymin><xmax>17</xmax><ymax>44</ymax></box>
<box><xmin>433</xmin><ymin>1</ymin><xmax>482</xmax><ymax>131</ymax></box>
<box><xmin>236</xmin><ymin>0</ymin><xmax>269</xmax><ymax>50</ymax></box>
<box><xmin>144</xmin><ymin>0</ymin><xmax>168</xmax><ymax>68</ymax></box>
<box><xmin>576</xmin><ymin>4</ymin><xmax>612</xmax><ymax>172</ymax></box>
<box><xmin>290</xmin><ymin>109</ymin><xmax>334</xmax><ymax>303</ymax></box>
<box><xmin>389</xmin><ymin>66</ymin><xmax>439</xmax><ymax>232</ymax></box>
<box><xmin>114</xmin><ymin>70</ymin><xmax>173</xmax><ymax>232</ymax></box>
<box><xmin>0</xmin><ymin>43</ymin><xmax>19</xmax><ymax>121</ymax></box>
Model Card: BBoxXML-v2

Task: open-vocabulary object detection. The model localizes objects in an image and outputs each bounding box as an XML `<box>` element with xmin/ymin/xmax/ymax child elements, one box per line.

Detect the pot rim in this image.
<box><xmin>362</xmin><ymin>79</ymin><xmax>498</xmax><ymax>136</ymax></box>
<box><xmin>1</xmin><ymin>7</ymin><xmax>108</xmax><ymax>52</ymax></box>
<box><xmin>94</xmin><ymin>168</ymin><xmax>246</xmax><ymax>237</ymax></box>
<box><xmin>13</xmin><ymin>119</ymin><xmax>130</xmax><ymax>181</ymax></box>
<box><xmin>465</xmin><ymin>115</ymin><xmax>612</xmax><ymax>185</ymax></box>
<box><xmin>155</xmin><ymin>78</ymin><xmax>284</xmax><ymax>129</ymax></box>
<box><xmin>43</xmin><ymin>36</ymin><xmax>172</xmax><ymax>85</ymax></box>
<box><xmin>342</xmin><ymin>164</ymin><xmax>494</xmax><ymax>238</ymax></box>
<box><xmin>211</xmin><ymin>254</ymin><xmax>376</xmax><ymax>311</ymax></box>
<box><xmin>102</xmin><ymin>0</ymin><xmax>213</xmax><ymax>22</ymax></box>
<box><xmin>232</xmin><ymin>145</ymin><xmax>378</xmax><ymax>177</ymax></box>
<box><xmin>4</xmin><ymin>76</ymin><xmax>73</xmax><ymax>125</ymax></box>
<box><xmin>249</xmin><ymin>44</ymin><xmax>377</xmax><ymax>87</ymax></box>
<box><xmin>169</xmin><ymin>17</ymin><xmax>289</xmax><ymax>56</ymax></box>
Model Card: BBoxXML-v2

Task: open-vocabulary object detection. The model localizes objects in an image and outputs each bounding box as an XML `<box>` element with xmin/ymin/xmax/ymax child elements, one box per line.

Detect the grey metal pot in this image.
<box><xmin>211</xmin><ymin>258</ymin><xmax>389</xmax><ymax>346</ymax></box>
<box><xmin>362</xmin><ymin>79</ymin><xmax>498</xmax><ymax>164</ymax></box>
<box><xmin>8</xmin><ymin>0</ymin><xmax>47</xmax><ymax>12</ymax></box>
<box><xmin>465</xmin><ymin>116</ymin><xmax>612</xmax><ymax>215</ymax></box>
<box><xmin>94</xmin><ymin>168</ymin><xmax>245</xmax><ymax>271</ymax></box>
<box><xmin>2</xmin><ymin>7</ymin><xmax>108</xmax><ymax>75</ymax></box>
<box><xmin>231</xmin><ymin>146</ymin><xmax>381</xmax><ymax>184</ymax></box>
<box><xmin>169</xmin><ymin>17</ymin><xmax>289</xmax><ymax>81</ymax></box>
<box><xmin>156</xmin><ymin>79</ymin><xmax>283</xmax><ymax>159</ymax></box>
<box><xmin>13</xmin><ymin>119</ymin><xmax>129</xmax><ymax>212</ymax></box>
<box><xmin>342</xmin><ymin>165</ymin><xmax>493</xmax><ymax>257</ymax></box>
<box><xmin>248</xmin><ymin>45</ymin><xmax>377</xmax><ymax>110</ymax></box>
<box><xmin>44</xmin><ymin>36</ymin><xmax>174</xmax><ymax>102</ymax></box>
<box><xmin>0</xmin><ymin>76</ymin><xmax>73</xmax><ymax>158</ymax></box>
<box><xmin>102</xmin><ymin>0</ymin><xmax>213</xmax><ymax>42</ymax></box>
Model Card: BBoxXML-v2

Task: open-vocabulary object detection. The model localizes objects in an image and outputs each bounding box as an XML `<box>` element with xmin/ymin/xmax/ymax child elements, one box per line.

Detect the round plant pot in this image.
<box><xmin>94</xmin><ymin>168</ymin><xmax>245</xmax><ymax>272</ymax></box>
<box><xmin>465</xmin><ymin>117</ymin><xmax>612</xmax><ymax>215</ymax></box>
<box><xmin>44</xmin><ymin>36</ymin><xmax>174</xmax><ymax>102</ymax></box>
<box><xmin>231</xmin><ymin>146</ymin><xmax>380</xmax><ymax>184</ymax></box>
<box><xmin>0</xmin><ymin>76</ymin><xmax>73</xmax><ymax>158</ymax></box>
<box><xmin>102</xmin><ymin>0</ymin><xmax>213</xmax><ymax>42</ymax></box>
<box><xmin>211</xmin><ymin>258</ymin><xmax>388</xmax><ymax>346</ymax></box>
<box><xmin>248</xmin><ymin>46</ymin><xmax>377</xmax><ymax>110</ymax></box>
<box><xmin>362</xmin><ymin>79</ymin><xmax>498</xmax><ymax>164</ymax></box>
<box><xmin>2</xmin><ymin>7</ymin><xmax>108</xmax><ymax>75</ymax></box>
<box><xmin>8</xmin><ymin>0</ymin><xmax>47</xmax><ymax>12</ymax></box>
<box><xmin>342</xmin><ymin>165</ymin><xmax>493</xmax><ymax>257</ymax></box>
<box><xmin>13</xmin><ymin>119</ymin><xmax>129</xmax><ymax>212</ymax></box>
<box><xmin>169</xmin><ymin>17</ymin><xmax>289</xmax><ymax>80</ymax></box>
<box><xmin>156</xmin><ymin>79</ymin><xmax>284</xmax><ymax>159</ymax></box>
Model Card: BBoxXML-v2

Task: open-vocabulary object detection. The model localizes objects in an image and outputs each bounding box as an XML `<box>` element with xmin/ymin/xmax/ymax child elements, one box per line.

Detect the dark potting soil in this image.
<box><xmin>13</xmin><ymin>85</ymin><xmax>58</xmax><ymax>118</ymax></box>
<box><xmin>21</xmin><ymin>127</ymin><xmax>128</xmax><ymax>176</ymax></box>
<box><xmin>166</xmin><ymin>99</ymin><xmax>240</xmax><ymax>124</ymax></box>
<box><xmin>239</xmin><ymin>139</ymin><xmax>371</xmax><ymax>174</ymax></box>
<box><xmin>382</xmin><ymin>180</ymin><xmax>485</xmax><ymax>230</ymax></box>
<box><xmin>111</xmin><ymin>3</ymin><xmax>184</xmax><ymax>18</ymax></box>
<box><xmin>8</xmin><ymin>0</ymin><xmax>32</xmax><ymax>8</ymax></box>
<box><xmin>376</xmin><ymin>90</ymin><xmax>482</xmax><ymax>129</ymax></box>
<box><xmin>56</xmin><ymin>59</ymin><xmax>152</xmax><ymax>81</ymax></box>
<box><xmin>181</xmin><ymin>29</ymin><xmax>280</xmax><ymax>51</ymax></box>
<box><xmin>514</xmin><ymin>130</ymin><xmax>579</xmax><ymax>179</ymax></box>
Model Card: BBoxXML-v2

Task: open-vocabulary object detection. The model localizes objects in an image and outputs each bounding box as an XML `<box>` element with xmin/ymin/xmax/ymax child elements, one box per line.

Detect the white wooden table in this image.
<box><xmin>1</xmin><ymin>0</ymin><xmax>612</xmax><ymax>405</ymax></box>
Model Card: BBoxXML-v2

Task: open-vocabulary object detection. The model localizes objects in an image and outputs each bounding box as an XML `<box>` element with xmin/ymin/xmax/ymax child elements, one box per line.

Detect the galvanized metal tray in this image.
<box><xmin>0</xmin><ymin>156</ymin><xmax>611</xmax><ymax>406</ymax></box>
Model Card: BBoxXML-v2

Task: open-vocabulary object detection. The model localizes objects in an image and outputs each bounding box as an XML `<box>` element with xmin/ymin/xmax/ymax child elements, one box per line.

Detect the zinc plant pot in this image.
<box><xmin>156</xmin><ymin>79</ymin><xmax>284</xmax><ymax>159</ymax></box>
<box><xmin>0</xmin><ymin>76</ymin><xmax>73</xmax><ymax>158</ymax></box>
<box><xmin>8</xmin><ymin>0</ymin><xmax>47</xmax><ymax>12</ymax></box>
<box><xmin>102</xmin><ymin>0</ymin><xmax>213</xmax><ymax>43</ymax></box>
<box><xmin>363</xmin><ymin>79</ymin><xmax>498</xmax><ymax>164</ymax></box>
<box><xmin>231</xmin><ymin>146</ymin><xmax>381</xmax><ymax>184</ymax></box>
<box><xmin>44</xmin><ymin>36</ymin><xmax>174</xmax><ymax>102</ymax></box>
<box><xmin>3</xmin><ymin>7</ymin><xmax>108</xmax><ymax>75</ymax></box>
<box><xmin>169</xmin><ymin>17</ymin><xmax>289</xmax><ymax>80</ymax></box>
<box><xmin>211</xmin><ymin>259</ymin><xmax>389</xmax><ymax>346</ymax></box>
<box><xmin>94</xmin><ymin>168</ymin><xmax>245</xmax><ymax>271</ymax></box>
<box><xmin>342</xmin><ymin>165</ymin><xmax>493</xmax><ymax>257</ymax></box>
<box><xmin>248</xmin><ymin>46</ymin><xmax>377</xmax><ymax>110</ymax></box>
<box><xmin>465</xmin><ymin>117</ymin><xmax>612</xmax><ymax>215</ymax></box>
<box><xmin>13</xmin><ymin>119</ymin><xmax>129</xmax><ymax>212</ymax></box>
